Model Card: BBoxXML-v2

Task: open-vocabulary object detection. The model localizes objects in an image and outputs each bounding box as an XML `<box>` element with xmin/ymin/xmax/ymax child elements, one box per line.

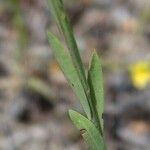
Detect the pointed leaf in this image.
<box><xmin>48</xmin><ymin>0</ymin><xmax>87</xmax><ymax>94</ymax></box>
<box><xmin>69</xmin><ymin>110</ymin><xmax>106</xmax><ymax>150</ymax></box>
<box><xmin>88</xmin><ymin>52</ymin><xmax>104</xmax><ymax>131</ymax></box>
<box><xmin>47</xmin><ymin>32</ymin><xmax>91</xmax><ymax>119</ymax></box>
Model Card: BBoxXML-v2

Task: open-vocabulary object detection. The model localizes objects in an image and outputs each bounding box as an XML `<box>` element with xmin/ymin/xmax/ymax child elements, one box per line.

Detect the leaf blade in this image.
<box><xmin>47</xmin><ymin>32</ymin><xmax>91</xmax><ymax>119</ymax></box>
<box><xmin>69</xmin><ymin>110</ymin><xmax>106</xmax><ymax>150</ymax></box>
<box><xmin>88</xmin><ymin>52</ymin><xmax>104</xmax><ymax>131</ymax></box>
<box><xmin>48</xmin><ymin>0</ymin><xmax>88</xmax><ymax>93</ymax></box>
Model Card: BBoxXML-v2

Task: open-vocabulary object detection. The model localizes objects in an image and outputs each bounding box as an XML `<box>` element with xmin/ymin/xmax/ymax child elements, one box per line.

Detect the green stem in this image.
<box><xmin>48</xmin><ymin>0</ymin><xmax>86</xmax><ymax>86</ymax></box>
<box><xmin>48</xmin><ymin>0</ymin><xmax>102</xmax><ymax>131</ymax></box>
<box><xmin>48</xmin><ymin>0</ymin><xmax>92</xmax><ymax>117</ymax></box>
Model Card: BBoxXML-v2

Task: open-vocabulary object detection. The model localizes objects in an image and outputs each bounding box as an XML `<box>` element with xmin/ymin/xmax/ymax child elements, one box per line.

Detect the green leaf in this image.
<box><xmin>69</xmin><ymin>110</ymin><xmax>106</xmax><ymax>150</ymax></box>
<box><xmin>47</xmin><ymin>32</ymin><xmax>91</xmax><ymax>119</ymax></box>
<box><xmin>26</xmin><ymin>77</ymin><xmax>54</xmax><ymax>101</ymax></box>
<box><xmin>48</xmin><ymin>0</ymin><xmax>89</xmax><ymax>103</ymax></box>
<box><xmin>88</xmin><ymin>52</ymin><xmax>104</xmax><ymax>132</ymax></box>
<box><xmin>47</xmin><ymin>0</ymin><xmax>63</xmax><ymax>29</ymax></box>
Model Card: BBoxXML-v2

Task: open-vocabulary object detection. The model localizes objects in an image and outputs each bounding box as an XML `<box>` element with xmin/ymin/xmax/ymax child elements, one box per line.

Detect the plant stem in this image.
<box><xmin>48</xmin><ymin>0</ymin><xmax>92</xmax><ymax>117</ymax></box>
<box><xmin>48</xmin><ymin>0</ymin><xmax>102</xmax><ymax>132</ymax></box>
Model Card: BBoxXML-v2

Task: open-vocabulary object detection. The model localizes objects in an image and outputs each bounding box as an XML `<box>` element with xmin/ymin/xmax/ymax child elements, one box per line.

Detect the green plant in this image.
<box><xmin>47</xmin><ymin>0</ymin><xmax>106</xmax><ymax>149</ymax></box>
<box><xmin>4</xmin><ymin>0</ymin><xmax>28</xmax><ymax>60</ymax></box>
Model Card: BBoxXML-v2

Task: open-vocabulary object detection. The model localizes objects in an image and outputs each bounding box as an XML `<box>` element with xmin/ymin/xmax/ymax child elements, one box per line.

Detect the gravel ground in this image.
<box><xmin>0</xmin><ymin>0</ymin><xmax>149</xmax><ymax>149</ymax></box>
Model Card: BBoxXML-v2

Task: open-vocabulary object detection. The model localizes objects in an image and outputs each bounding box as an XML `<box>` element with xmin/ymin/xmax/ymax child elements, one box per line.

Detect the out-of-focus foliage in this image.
<box><xmin>139</xmin><ymin>7</ymin><xmax>150</xmax><ymax>25</ymax></box>
<box><xmin>1</xmin><ymin>0</ymin><xmax>27</xmax><ymax>59</ymax></box>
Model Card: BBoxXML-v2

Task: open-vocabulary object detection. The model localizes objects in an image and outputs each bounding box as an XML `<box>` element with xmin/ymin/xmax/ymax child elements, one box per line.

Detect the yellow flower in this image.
<box><xmin>129</xmin><ymin>61</ymin><xmax>150</xmax><ymax>89</ymax></box>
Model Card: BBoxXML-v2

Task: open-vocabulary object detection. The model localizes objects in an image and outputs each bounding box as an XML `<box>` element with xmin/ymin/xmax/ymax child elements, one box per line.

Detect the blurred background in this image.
<box><xmin>0</xmin><ymin>0</ymin><xmax>150</xmax><ymax>149</ymax></box>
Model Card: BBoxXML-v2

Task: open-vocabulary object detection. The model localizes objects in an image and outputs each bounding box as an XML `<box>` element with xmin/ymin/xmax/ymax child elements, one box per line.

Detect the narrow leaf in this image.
<box><xmin>48</xmin><ymin>0</ymin><xmax>89</xmax><ymax>102</ymax></box>
<box><xmin>88</xmin><ymin>52</ymin><xmax>104</xmax><ymax>131</ymax></box>
<box><xmin>69</xmin><ymin>110</ymin><xmax>106</xmax><ymax>150</ymax></box>
<box><xmin>47</xmin><ymin>32</ymin><xmax>91</xmax><ymax>119</ymax></box>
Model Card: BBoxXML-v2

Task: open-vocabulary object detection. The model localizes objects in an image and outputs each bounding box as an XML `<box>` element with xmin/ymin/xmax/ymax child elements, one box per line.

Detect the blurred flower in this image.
<box><xmin>129</xmin><ymin>61</ymin><xmax>150</xmax><ymax>89</ymax></box>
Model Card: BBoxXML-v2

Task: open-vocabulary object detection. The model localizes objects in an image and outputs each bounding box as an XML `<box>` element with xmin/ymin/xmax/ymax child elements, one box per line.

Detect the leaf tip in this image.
<box><xmin>92</xmin><ymin>51</ymin><xmax>99</xmax><ymax>61</ymax></box>
<box><xmin>68</xmin><ymin>109</ymin><xmax>75</xmax><ymax>119</ymax></box>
